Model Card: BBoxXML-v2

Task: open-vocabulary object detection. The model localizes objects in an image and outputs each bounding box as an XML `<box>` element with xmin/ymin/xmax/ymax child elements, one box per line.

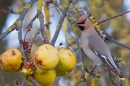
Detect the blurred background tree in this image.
<box><xmin>0</xmin><ymin>0</ymin><xmax>130</xmax><ymax>86</ymax></box>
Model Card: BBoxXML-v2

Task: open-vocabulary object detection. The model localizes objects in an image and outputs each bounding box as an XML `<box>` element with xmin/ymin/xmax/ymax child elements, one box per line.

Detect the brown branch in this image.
<box><xmin>99</xmin><ymin>11</ymin><xmax>130</xmax><ymax>24</ymax></box>
<box><xmin>0</xmin><ymin>0</ymin><xmax>37</xmax><ymax>40</ymax></box>
<box><xmin>51</xmin><ymin>8</ymin><xmax>69</xmax><ymax>46</ymax></box>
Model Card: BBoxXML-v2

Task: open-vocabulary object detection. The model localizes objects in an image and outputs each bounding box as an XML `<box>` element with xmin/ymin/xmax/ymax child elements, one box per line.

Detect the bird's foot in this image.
<box><xmin>90</xmin><ymin>71</ymin><xmax>100</xmax><ymax>78</ymax></box>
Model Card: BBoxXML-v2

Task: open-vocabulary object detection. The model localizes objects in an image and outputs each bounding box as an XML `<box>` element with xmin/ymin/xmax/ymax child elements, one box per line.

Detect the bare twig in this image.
<box><xmin>54</xmin><ymin>77</ymin><xmax>60</xmax><ymax>86</ymax></box>
<box><xmin>26</xmin><ymin>13</ymin><xmax>38</xmax><ymax>31</ymax></box>
<box><xmin>23</xmin><ymin>13</ymin><xmax>38</xmax><ymax>59</ymax></box>
<box><xmin>20</xmin><ymin>76</ymin><xmax>28</xmax><ymax>86</ymax></box>
<box><xmin>37</xmin><ymin>10</ymin><xmax>49</xmax><ymax>44</ymax></box>
<box><xmin>15</xmin><ymin>79</ymin><xmax>20</xmax><ymax>86</ymax></box>
<box><xmin>108</xmin><ymin>71</ymin><xmax>116</xmax><ymax>85</ymax></box>
<box><xmin>15</xmin><ymin>76</ymin><xmax>28</xmax><ymax>86</ymax></box>
<box><xmin>106</xmin><ymin>35</ymin><xmax>130</xmax><ymax>49</ymax></box>
<box><xmin>123</xmin><ymin>58</ymin><xmax>130</xmax><ymax>77</ymax></box>
<box><xmin>17</xmin><ymin>23</ymin><xmax>27</xmax><ymax>64</ymax></box>
<box><xmin>32</xmin><ymin>76</ymin><xmax>40</xmax><ymax>86</ymax></box>
<box><xmin>51</xmin><ymin>8</ymin><xmax>69</xmax><ymax>46</ymax></box>
<box><xmin>108</xmin><ymin>71</ymin><xmax>124</xmax><ymax>86</ymax></box>
<box><xmin>99</xmin><ymin>11</ymin><xmax>130</xmax><ymax>24</ymax></box>
<box><xmin>24</xmin><ymin>29</ymin><xmax>41</xmax><ymax>57</ymax></box>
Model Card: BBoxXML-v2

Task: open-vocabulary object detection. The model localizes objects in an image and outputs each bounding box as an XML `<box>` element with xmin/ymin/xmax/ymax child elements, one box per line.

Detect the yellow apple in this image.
<box><xmin>0</xmin><ymin>49</ymin><xmax>23</xmax><ymax>73</ymax></box>
<box><xmin>55</xmin><ymin>68</ymin><xmax>70</xmax><ymax>76</ymax></box>
<box><xmin>34</xmin><ymin>44</ymin><xmax>59</xmax><ymax>71</ymax></box>
<box><xmin>34</xmin><ymin>67</ymin><xmax>56</xmax><ymax>86</ymax></box>
<box><xmin>56</xmin><ymin>47</ymin><xmax>76</xmax><ymax>71</ymax></box>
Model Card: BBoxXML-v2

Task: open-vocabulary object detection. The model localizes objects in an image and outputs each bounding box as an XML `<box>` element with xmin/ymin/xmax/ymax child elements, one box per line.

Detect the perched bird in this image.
<box><xmin>76</xmin><ymin>14</ymin><xmax>123</xmax><ymax>78</ymax></box>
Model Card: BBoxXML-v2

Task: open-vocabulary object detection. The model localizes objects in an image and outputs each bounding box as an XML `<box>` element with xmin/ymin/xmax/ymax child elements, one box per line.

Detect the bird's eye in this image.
<box><xmin>76</xmin><ymin>24</ymin><xmax>84</xmax><ymax>31</ymax></box>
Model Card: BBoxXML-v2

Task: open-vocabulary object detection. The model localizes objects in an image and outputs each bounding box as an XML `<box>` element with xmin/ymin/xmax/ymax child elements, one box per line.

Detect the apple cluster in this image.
<box><xmin>0</xmin><ymin>44</ymin><xmax>76</xmax><ymax>86</ymax></box>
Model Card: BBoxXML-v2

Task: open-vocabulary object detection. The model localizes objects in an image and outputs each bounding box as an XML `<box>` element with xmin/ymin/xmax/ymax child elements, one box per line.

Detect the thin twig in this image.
<box><xmin>20</xmin><ymin>76</ymin><xmax>28</xmax><ymax>86</ymax></box>
<box><xmin>123</xmin><ymin>58</ymin><xmax>130</xmax><ymax>77</ymax></box>
<box><xmin>17</xmin><ymin>23</ymin><xmax>27</xmax><ymax>64</ymax></box>
<box><xmin>32</xmin><ymin>76</ymin><xmax>40</xmax><ymax>86</ymax></box>
<box><xmin>15</xmin><ymin>79</ymin><xmax>20</xmax><ymax>86</ymax></box>
<box><xmin>38</xmin><ymin>10</ymin><xmax>49</xmax><ymax>44</ymax></box>
<box><xmin>23</xmin><ymin>13</ymin><xmax>38</xmax><ymax>59</ymax></box>
<box><xmin>54</xmin><ymin>77</ymin><xmax>60</xmax><ymax>86</ymax></box>
<box><xmin>26</xmin><ymin>13</ymin><xmax>38</xmax><ymax>31</ymax></box>
<box><xmin>15</xmin><ymin>76</ymin><xmax>28</xmax><ymax>86</ymax></box>
<box><xmin>24</xmin><ymin>29</ymin><xmax>41</xmax><ymax>56</ymax></box>
<box><xmin>106</xmin><ymin>33</ymin><xmax>130</xmax><ymax>49</ymax></box>
<box><xmin>0</xmin><ymin>28</ymin><xmax>15</xmax><ymax>39</ymax></box>
<box><xmin>51</xmin><ymin>8</ymin><xmax>69</xmax><ymax>46</ymax></box>
<box><xmin>99</xmin><ymin>11</ymin><xmax>130</xmax><ymax>24</ymax></box>
<box><xmin>108</xmin><ymin>71</ymin><xmax>116</xmax><ymax>85</ymax></box>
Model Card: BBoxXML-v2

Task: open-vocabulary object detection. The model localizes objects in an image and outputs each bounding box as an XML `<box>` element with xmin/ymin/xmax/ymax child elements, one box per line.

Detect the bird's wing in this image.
<box><xmin>89</xmin><ymin>47</ymin><xmax>118</xmax><ymax>73</ymax></box>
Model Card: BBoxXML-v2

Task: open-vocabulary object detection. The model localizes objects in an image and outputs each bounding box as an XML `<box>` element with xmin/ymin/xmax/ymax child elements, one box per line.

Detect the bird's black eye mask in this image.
<box><xmin>77</xmin><ymin>19</ymin><xmax>86</xmax><ymax>31</ymax></box>
<box><xmin>76</xmin><ymin>24</ymin><xmax>84</xmax><ymax>31</ymax></box>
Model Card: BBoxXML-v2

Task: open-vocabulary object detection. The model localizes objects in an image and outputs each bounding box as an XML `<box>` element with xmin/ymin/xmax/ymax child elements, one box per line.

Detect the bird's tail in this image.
<box><xmin>117</xmin><ymin>72</ymin><xmax>124</xmax><ymax>78</ymax></box>
<box><xmin>104</xmin><ymin>65</ymin><xmax>124</xmax><ymax>78</ymax></box>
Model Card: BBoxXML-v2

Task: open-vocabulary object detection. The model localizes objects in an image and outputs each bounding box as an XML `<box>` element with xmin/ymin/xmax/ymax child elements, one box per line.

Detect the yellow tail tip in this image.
<box><xmin>119</xmin><ymin>78</ymin><xmax>125</xmax><ymax>81</ymax></box>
